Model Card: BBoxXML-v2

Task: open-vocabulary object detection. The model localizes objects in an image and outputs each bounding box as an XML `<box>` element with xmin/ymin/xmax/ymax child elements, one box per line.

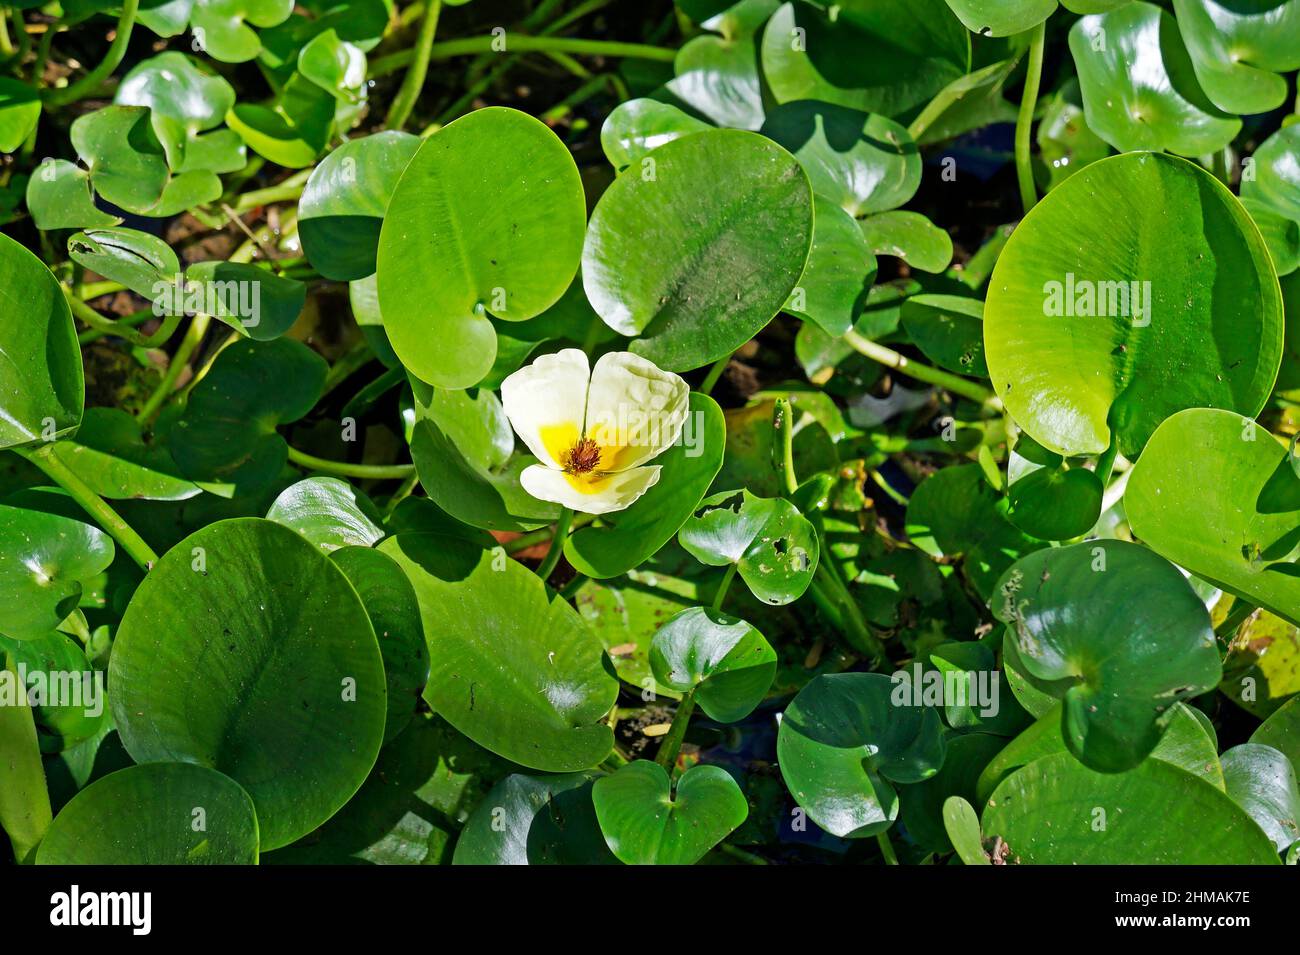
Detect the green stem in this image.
<box><xmin>16</xmin><ymin>445</ymin><xmax>158</xmax><ymax>570</ymax></box>
<box><xmin>698</xmin><ymin>354</ymin><xmax>729</xmax><ymax>395</ymax></box>
<box><xmin>813</xmin><ymin>557</ymin><xmax>885</xmax><ymax>664</ymax></box>
<box><xmin>387</xmin><ymin>0</ymin><xmax>443</xmax><ymax>131</ymax></box>
<box><xmin>713</xmin><ymin>563</ymin><xmax>739</xmax><ymax>610</ymax></box>
<box><xmin>1215</xmin><ymin>598</ymin><xmax>1257</xmax><ymax>641</ymax></box>
<box><xmin>536</xmin><ymin>506</ymin><xmax>574</xmax><ymax>582</ymax></box>
<box><xmin>0</xmin><ymin>12</ymin><xmax>15</xmax><ymax>58</ymax></box>
<box><xmin>46</xmin><ymin>0</ymin><xmax>139</xmax><ymax>106</ymax></box>
<box><xmin>559</xmin><ymin>573</ymin><xmax>588</xmax><ymax>602</ymax></box>
<box><xmin>876</xmin><ymin>831</ymin><xmax>899</xmax><ymax>866</ymax></box>
<box><xmin>773</xmin><ymin>397</ymin><xmax>798</xmax><ymax>496</ymax></box>
<box><xmin>77</xmin><ymin>306</ymin><xmax>155</xmax><ymax>344</ymax></box>
<box><xmin>1093</xmin><ymin>440</ymin><xmax>1119</xmax><ymax>489</ymax></box>
<box><xmin>230</xmin><ymin>172</ymin><xmax>311</xmax><ymax>215</ymax></box>
<box><xmin>381</xmin><ymin>471</ymin><xmax>420</xmax><ymax>519</ymax></box>
<box><xmin>286</xmin><ymin>446</ymin><xmax>416</xmax><ymax>481</ymax></box>
<box><xmin>1014</xmin><ymin>21</ymin><xmax>1046</xmax><ymax>216</ymax></box>
<box><xmin>136</xmin><ymin>313</ymin><xmax>209</xmax><ymax>425</ymax></box>
<box><xmin>0</xmin><ymin>656</ymin><xmax>52</xmax><ymax>864</ymax></box>
<box><xmin>66</xmin><ymin>290</ymin><xmax>180</xmax><ymax>349</ymax></box>
<box><xmin>654</xmin><ymin>688</ymin><xmax>696</xmax><ymax>769</ymax></box>
<box><xmin>370</xmin><ymin>34</ymin><xmax>677</xmax><ymax>77</ymax></box>
<box><xmin>843</xmin><ymin>329</ymin><xmax>995</xmax><ymax>405</ymax></box>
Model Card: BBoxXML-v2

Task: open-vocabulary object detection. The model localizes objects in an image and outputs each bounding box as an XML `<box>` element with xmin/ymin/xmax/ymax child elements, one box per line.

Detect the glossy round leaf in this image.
<box><xmin>377</xmin><ymin>107</ymin><xmax>586</xmax><ymax>388</ymax></box>
<box><xmin>1242</xmin><ymin>124</ymin><xmax>1300</xmax><ymax>223</ymax></box>
<box><xmin>985</xmin><ymin>152</ymin><xmax>1282</xmax><ymax>457</ymax></box>
<box><xmin>992</xmin><ymin>540</ymin><xmax>1221</xmax><ymax>772</ymax></box>
<box><xmin>600</xmin><ymin>99</ymin><xmax>712</xmax><ymax>173</ymax></box>
<box><xmin>592</xmin><ymin>761</ymin><xmax>748</xmax><ymax>865</ymax></box>
<box><xmin>378</xmin><ymin>532</ymin><xmax>617</xmax><ymax>771</ymax></box>
<box><xmin>0</xmin><ymin>505</ymin><xmax>114</xmax><ymax>638</ymax></box>
<box><xmin>266</xmin><ymin>476</ymin><xmax>385</xmax><ymax>552</ymax></box>
<box><xmin>649</xmin><ymin>606</ymin><xmax>776</xmax><ymax>722</ymax></box>
<box><xmin>982</xmin><ymin>752</ymin><xmax>1280</xmax><ymax>863</ymax></box>
<box><xmin>1127</xmin><ymin>409</ymin><xmax>1300</xmax><ymax>627</ymax></box>
<box><xmin>859</xmin><ymin>211</ymin><xmax>953</xmax><ymax>274</ymax></box>
<box><xmin>299</xmin><ymin>131</ymin><xmax>420</xmax><ymax>281</ymax></box>
<box><xmin>25</xmin><ymin>159</ymin><xmax>121</xmax><ymax>231</ymax></box>
<box><xmin>582</xmin><ymin>129</ymin><xmax>813</xmax><ymax>372</ymax></box>
<box><xmin>1069</xmin><ymin>3</ymin><xmax>1240</xmax><ymax>156</ymax></box>
<box><xmin>942</xmin><ymin>0</ymin><xmax>1056</xmax><ymax>36</ymax></box>
<box><xmin>1172</xmin><ymin>0</ymin><xmax>1300</xmax><ymax>115</ymax></box>
<box><xmin>0</xmin><ymin>233</ymin><xmax>84</xmax><ymax>448</ymax></box>
<box><xmin>784</xmin><ymin>196</ymin><xmax>876</xmax><ymax>337</ymax></box>
<box><xmin>899</xmin><ymin>293</ymin><xmax>987</xmax><ymax>378</ymax></box>
<box><xmin>190</xmin><ymin>0</ymin><xmax>295</xmax><ymax>63</ymax></box>
<box><xmin>182</xmin><ymin>261</ymin><xmax>307</xmax><ymax>340</ymax></box>
<box><xmin>776</xmin><ymin>672</ymin><xmax>946</xmax><ymax>838</ymax></box>
<box><xmin>453</xmin><ymin>771</ymin><xmax>616</xmax><ymax>865</ymax></box>
<box><xmin>110</xmin><ymin>518</ymin><xmax>386</xmax><ymax>850</ymax></box>
<box><xmin>1005</xmin><ymin>466</ymin><xmax>1104</xmax><ymax>541</ymax></box>
<box><xmin>0</xmin><ymin>631</ymin><xmax>107</xmax><ymax>752</ymax></box>
<box><xmin>1253</xmin><ymin>695</ymin><xmax>1300</xmax><ymax>770</ymax></box>
<box><xmin>37</xmin><ymin>763</ymin><xmax>259</xmax><ymax>865</ymax></box>
<box><xmin>114</xmin><ymin>51</ymin><xmax>237</xmax><ymax>169</ymax></box>
<box><xmin>678</xmin><ymin>488</ymin><xmax>819</xmax><ymax>605</ymax></box>
<box><xmin>664</xmin><ymin>0</ymin><xmax>772</xmax><ymax>130</ymax></box>
<box><xmin>1220</xmin><ymin>743</ymin><xmax>1300</xmax><ymax>852</ymax></box>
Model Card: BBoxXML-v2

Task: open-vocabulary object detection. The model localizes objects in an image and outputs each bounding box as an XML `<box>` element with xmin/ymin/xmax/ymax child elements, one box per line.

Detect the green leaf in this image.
<box><xmin>330</xmin><ymin>545</ymin><xmax>429</xmax><ymax>744</ymax></box>
<box><xmin>784</xmin><ymin>196</ymin><xmax>876</xmax><ymax>337</ymax></box>
<box><xmin>1069</xmin><ymin>2</ymin><xmax>1240</xmax><ymax>156</ymax></box>
<box><xmin>0</xmin><ymin>505</ymin><xmax>114</xmax><ymax>638</ymax></box>
<box><xmin>1172</xmin><ymin>0</ymin><xmax>1300</xmax><ymax>115</ymax></box>
<box><xmin>600</xmin><ymin>98</ymin><xmax>712</xmax><ymax>173</ymax></box>
<box><xmin>992</xmin><ymin>540</ymin><xmax>1221</xmax><ymax>772</ymax></box>
<box><xmin>1005</xmin><ymin>465</ymin><xmax>1103</xmax><ymax>541</ymax></box>
<box><xmin>377</xmin><ymin>107</ymin><xmax>586</xmax><ymax>389</ymax></box>
<box><xmin>985</xmin><ymin>152</ymin><xmax>1282</xmax><ymax>458</ymax></box>
<box><xmin>0</xmin><ymin>77</ymin><xmax>41</xmax><ymax>153</ymax></box>
<box><xmin>190</xmin><ymin>0</ymin><xmax>294</xmax><ymax>63</ymax></box>
<box><xmin>169</xmin><ymin>338</ymin><xmax>326</xmax><ymax>492</ymax></box>
<box><xmin>297</xmin><ymin>27</ymin><xmax>367</xmax><ymax>104</ymax></box>
<box><xmin>1220</xmin><ymin>743</ymin><xmax>1300</xmax><ymax>852</ymax></box>
<box><xmin>777</xmin><ymin>672</ymin><xmax>946</xmax><ymax>837</ymax></box>
<box><xmin>858</xmin><ymin>211</ymin><xmax>953</xmax><ymax>273</ymax></box>
<box><xmin>67</xmin><ymin>227</ymin><xmax>180</xmax><ymax>302</ymax></box>
<box><xmin>566</xmin><ymin>393</ymin><xmax>725</xmax><ymax>579</ymax></box>
<box><xmin>226</xmin><ymin>73</ymin><xmax>335</xmax><ymax>167</ymax></box>
<box><xmin>114</xmin><ymin>51</ymin><xmax>240</xmax><ymax>171</ymax></box>
<box><xmin>266</xmin><ymin>476</ymin><xmax>385</xmax><ymax>552</ymax></box>
<box><xmin>761</xmin><ymin>102</ymin><xmax>920</xmax><ymax>217</ymax></box>
<box><xmin>110</xmin><ymin>517</ymin><xmax>386</xmax><ymax>850</ymax></box>
<box><xmin>1220</xmin><ymin>608</ymin><xmax>1300</xmax><ymax>719</ymax></box>
<box><xmin>981</xmin><ymin>752</ymin><xmax>1281</xmax><ymax>863</ymax></box>
<box><xmin>37</xmin><ymin>763</ymin><xmax>259</xmax><ymax>864</ymax></box>
<box><xmin>761</xmin><ymin>0</ymin><xmax>969</xmax><ymax>119</ymax></box>
<box><xmin>1253</xmin><ymin>695</ymin><xmax>1300</xmax><ymax>771</ymax></box>
<box><xmin>942</xmin><ymin>0</ymin><xmax>1055</xmax><ymax>37</ymax></box>
<box><xmin>942</xmin><ymin>795</ymin><xmax>989</xmax><ymax>864</ymax></box>
<box><xmin>25</xmin><ymin>159</ymin><xmax>121</xmax><ymax>231</ymax></box>
<box><xmin>1035</xmin><ymin>79</ymin><xmax>1110</xmax><ymax>193</ymax></box>
<box><xmin>299</xmin><ymin>131</ymin><xmax>420</xmax><ymax>281</ymax></box>
<box><xmin>678</xmin><ymin>488</ymin><xmax>818</xmax><ymax>605</ymax></box>
<box><xmin>1127</xmin><ymin>408</ymin><xmax>1300</xmax><ymax>627</ymax></box>
<box><xmin>453</xmin><ymin>771</ymin><xmax>617</xmax><ymax>864</ymax></box>
<box><xmin>899</xmin><ymin>293</ymin><xmax>987</xmax><ymax>377</ymax></box>
<box><xmin>181</xmin><ymin>261</ymin><xmax>306</xmax><ymax>340</ymax></box>
<box><xmin>48</xmin><ymin>407</ymin><xmax>199</xmax><ymax>502</ymax></box>
<box><xmin>378</xmin><ymin>532</ymin><xmax>617</xmax><ymax>771</ymax></box>
<box><xmin>1242</xmin><ymin>125</ymin><xmax>1300</xmax><ymax>224</ymax></box>
<box><xmin>898</xmin><ymin>732</ymin><xmax>1006</xmax><ymax>854</ymax></box>
<box><xmin>582</xmin><ymin>129</ymin><xmax>813</xmax><ymax>372</ymax></box>
<box><xmin>592</xmin><ymin>761</ymin><xmax>748</xmax><ymax>864</ymax></box>
<box><xmin>0</xmin><ymin>233</ymin><xmax>84</xmax><ymax>448</ymax></box>
<box><xmin>649</xmin><ymin>606</ymin><xmax>775</xmax><ymax>722</ymax></box>
<box><xmin>664</xmin><ymin>0</ymin><xmax>773</xmax><ymax>130</ymax></box>
<box><xmin>0</xmin><ymin>632</ymin><xmax>108</xmax><ymax>752</ymax></box>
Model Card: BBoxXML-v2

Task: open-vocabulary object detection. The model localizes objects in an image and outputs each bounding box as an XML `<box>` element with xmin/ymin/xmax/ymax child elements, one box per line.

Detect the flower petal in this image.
<box><xmin>519</xmin><ymin>463</ymin><xmax>661</xmax><ymax>515</ymax></box>
<box><xmin>500</xmin><ymin>348</ymin><xmax>591</xmax><ymax>469</ymax></box>
<box><xmin>583</xmin><ymin>352</ymin><xmax>689</xmax><ymax>472</ymax></box>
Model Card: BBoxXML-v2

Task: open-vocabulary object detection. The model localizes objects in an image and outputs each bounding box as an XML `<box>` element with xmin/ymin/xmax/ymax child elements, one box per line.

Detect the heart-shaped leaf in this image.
<box><xmin>1069</xmin><ymin>2</ymin><xmax>1239</xmax><ymax>156</ymax></box>
<box><xmin>592</xmin><ymin>760</ymin><xmax>748</xmax><ymax>865</ymax></box>
<box><xmin>299</xmin><ymin>131</ymin><xmax>420</xmax><ymax>281</ymax></box>
<box><xmin>169</xmin><ymin>338</ymin><xmax>326</xmax><ymax>492</ymax></box>
<box><xmin>0</xmin><ymin>233</ymin><xmax>84</xmax><ymax>448</ymax></box>
<box><xmin>189</xmin><ymin>0</ymin><xmax>295</xmax><ymax>63</ymax></box>
<box><xmin>858</xmin><ymin>211</ymin><xmax>953</xmax><ymax>273</ymax></box>
<box><xmin>25</xmin><ymin>159</ymin><xmax>121</xmax><ymax>231</ymax></box>
<box><xmin>1005</xmin><ymin>465</ymin><xmax>1103</xmax><ymax>541</ymax></box>
<box><xmin>982</xmin><ymin>752</ymin><xmax>1281</xmax><ymax>863</ymax></box>
<box><xmin>36</xmin><ymin>763</ymin><xmax>259</xmax><ymax>864</ymax></box>
<box><xmin>0</xmin><ymin>505</ymin><xmax>114</xmax><ymax>638</ymax></box>
<box><xmin>377</xmin><ymin>107</ymin><xmax>586</xmax><ymax>389</ymax></box>
<box><xmin>985</xmin><ymin>152</ymin><xmax>1282</xmax><ymax>457</ymax></box>
<box><xmin>453</xmin><ymin>771</ymin><xmax>617</xmax><ymax>865</ymax></box>
<box><xmin>664</xmin><ymin>0</ymin><xmax>774</xmax><ymax>130</ymax></box>
<box><xmin>1220</xmin><ymin>742</ymin><xmax>1300</xmax><ymax>852</ymax></box>
<box><xmin>114</xmin><ymin>51</ymin><xmax>240</xmax><ymax>171</ymax></box>
<box><xmin>678</xmin><ymin>488</ymin><xmax>819</xmax><ymax>605</ymax></box>
<box><xmin>1127</xmin><ymin>408</ymin><xmax>1300</xmax><ymax>627</ymax></box>
<box><xmin>777</xmin><ymin>672</ymin><xmax>946</xmax><ymax>838</ymax></box>
<box><xmin>566</xmin><ymin>393</ymin><xmax>725</xmax><ymax>579</ymax></box>
<box><xmin>1172</xmin><ymin>0</ymin><xmax>1300</xmax><ymax>115</ymax></box>
<box><xmin>992</xmin><ymin>540</ymin><xmax>1222</xmax><ymax>772</ymax></box>
<box><xmin>582</xmin><ymin>129</ymin><xmax>813</xmax><ymax>372</ymax></box>
<box><xmin>649</xmin><ymin>606</ymin><xmax>776</xmax><ymax>722</ymax></box>
<box><xmin>110</xmin><ymin>517</ymin><xmax>387</xmax><ymax>850</ymax></box>
<box><xmin>378</xmin><ymin>532</ymin><xmax>617</xmax><ymax>771</ymax></box>
<box><xmin>266</xmin><ymin>476</ymin><xmax>385</xmax><ymax>552</ymax></box>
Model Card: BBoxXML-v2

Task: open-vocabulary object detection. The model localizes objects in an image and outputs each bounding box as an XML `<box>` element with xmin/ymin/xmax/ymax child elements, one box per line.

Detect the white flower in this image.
<box><xmin>501</xmin><ymin>349</ymin><xmax>690</xmax><ymax>515</ymax></box>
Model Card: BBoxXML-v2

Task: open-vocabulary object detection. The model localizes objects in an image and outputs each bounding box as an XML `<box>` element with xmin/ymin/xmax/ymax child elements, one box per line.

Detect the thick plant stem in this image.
<box><xmin>382</xmin><ymin>471</ymin><xmax>420</xmax><ymax>519</ymax></box>
<box><xmin>773</xmin><ymin>397</ymin><xmax>799</xmax><ymax>496</ymax></box>
<box><xmin>286</xmin><ymin>447</ymin><xmax>417</xmax><ymax>481</ymax></box>
<box><xmin>137</xmin><ymin>313</ymin><xmax>209</xmax><ymax>425</ymax></box>
<box><xmin>1014</xmin><ymin>21</ymin><xmax>1046</xmax><ymax>216</ymax></box>
<box><xmin>713</xmin><ymin>563</ymin><xmax>739</xmax><ymax>610</ymax></box>
<box><xmin>876</xmin><ymin>831</ymin><xmax>899</xmax><ymax>865</ymax></box>
<box><xmin>387</xmin><ymin>0</ymin><xmax>443</xmax><ymax>131</ymax></box>
<box><xmin>0</xmin><ymin>658</ymin><xmax>52</xmax><ymax>864</ymax></box>
<box><xmin>66</xmin><ymin>290</ymin><xmax>180</xmax><ymax>349</ymax></box>
<box><xmin>843</xmin><ymin>329</ymin><xmax>995</xmax><ymax>405</ymax></box>
<box><xmin>17</xmin><ymin>445</ymin><xmax>159</xmax><ymax>570</ymax></box>
<box><xmin>370</xmin><ymin>34</ymin><xmax>677</xmax><ymax>77</ymax></box>
<box><xmin>655</xmin><ymin>689</ymin><xmax>696</xmax><ymax>769</ymax></box>
<box><xmin>1093</xmin><ymin>440</ymin><xmax>1119</xmax><ymax>488</ymax></box>
<box><xmin>47</xmin><ymin>0</ymin><xmax>139</xmax><ymax>106</ymax></box>
<box><xmin>697</xmin><ymin>355</ymin><xmax>729</xmax><ymax>395</ymax></box>
<box><xmin>536</xmin><ymin>506</ymin><xmax>574</xmax><ymax>582</ymax></box>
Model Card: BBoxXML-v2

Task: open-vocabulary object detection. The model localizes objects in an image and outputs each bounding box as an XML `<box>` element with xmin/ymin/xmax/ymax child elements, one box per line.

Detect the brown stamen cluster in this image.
<box><xmin>563</xmin><ymin>437</ymin><xmax>602</xmax><ymax>474</ymax></box>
